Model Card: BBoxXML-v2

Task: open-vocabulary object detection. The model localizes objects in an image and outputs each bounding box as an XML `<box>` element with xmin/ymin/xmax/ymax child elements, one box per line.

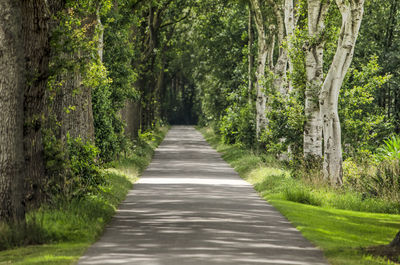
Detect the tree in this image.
<box><xmin>0</xmin><ymin>0</ymin><xmax>25</xmax><ymax>223</ymax></box>
<box><xmin>303</xmin><ymin>0</ymin><xmax>329</xmax><ymax>161</ymax></box>
<box><xmin>248</xmin><ymin>6</ymin><xmax>255</xmax><ymax>103</ymax></box>
<box><xmin>22</xmin><ymin>0</ymin><xmax>61</xmax><ymax>205</ymax></box>
<box><xmin>320</xmin><ymin>0</ymin><xmax>365</xmax><ymax>184</ymax></box>
<box><xmin>249</xmin><ymin>0</ymin><xmax>270</xmax><ymax>138</ymax></box>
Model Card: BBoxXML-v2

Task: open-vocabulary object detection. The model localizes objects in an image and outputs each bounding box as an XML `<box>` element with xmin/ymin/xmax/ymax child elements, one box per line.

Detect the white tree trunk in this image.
<box><xmin>97</xmin><ymin>7</ymin><xmax>104</xmax><ymax>62</ymax></box>
<box><xmin>250</xmin><ymin>0</ymin><xmax>268</xmax><ymax>138</ymax></box>
<box><xmin>284</xmin><ymin>0</ymin><xmax>296</xmax><ymax>93</ymax></box>
<box><xmin>320</xmin><ymin>0</ymin><xmax>364</xmax><ymax>184</ymax></box>
<box><xmin>271</xmin><ymin>1</ymin><xmax>288</xmax><ymax>96</ymax></box>
<box><xmin>303</xmin><ymin>0</ymin><xmax>329</xmax><ymax>161</ymax></box>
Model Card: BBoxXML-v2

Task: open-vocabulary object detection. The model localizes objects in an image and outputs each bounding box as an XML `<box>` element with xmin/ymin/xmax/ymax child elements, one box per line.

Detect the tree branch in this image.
<box><xmin>160</xmin><ymin>10</ymin><xmax>191</xmax><ymax>29</ymax></box>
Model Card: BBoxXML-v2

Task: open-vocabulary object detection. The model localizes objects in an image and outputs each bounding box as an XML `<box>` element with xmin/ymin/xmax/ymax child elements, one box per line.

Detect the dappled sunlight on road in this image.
<box><xmin>78</xmin><ymin>126</ymin><xmax>328</xmax><ymax>265</ymax></box>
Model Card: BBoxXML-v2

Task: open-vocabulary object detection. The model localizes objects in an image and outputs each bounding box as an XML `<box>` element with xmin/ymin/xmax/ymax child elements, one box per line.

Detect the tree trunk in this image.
<box><xmin>121</xmin><ymin>100</ymin><xmax>141</xmax><ymax>140</ymax></box>
<box><xmin>21</xmin><ymin>0</ymin><xmax>52</xmax><ymax>206</ymax></box>
<box><xmin>248</xmin><ymin>7</ymin><xmax>254</xmax><ymax>103</ymax></box>
<box><xmin>60</xmin><ymin>12</ymin><xmax>98</xmax><ymax>142</ymax></box>
<box><xmin>320</xmin><ymin>0</ymin><xmax>365</xmax><ymax>184</ymax></box>
<box><xmin>303</xmin><ymin>0</ymin><xmax>329</xmax><ymax>161</ymax></box>
<box><xmin>250</xmin><ymin>0</ymin><xmax>269</xmax><ymax>139</ymax></box>
<box><xmin>0</xmin><ymin>0</ymin><xmax>25</xmax><ymax>223</ymax></box>
<box><xmin>155</xmin><ymin>63</ymin><xmax>165</xmax><ymax>122</ymax></box>
<box><xmin>270</xmin><ymin>0</ymin><xmax>288</xmax><ymax>96</ymax></box>
<box><xmin>284</xmin><ymin>0</ymin><xmax>296</xmax><ymax>93</ymax></box>
<box><xmin>97</xmin><ymin>8</ymin><xmax>104</xmax><ymax>62</ymax></box>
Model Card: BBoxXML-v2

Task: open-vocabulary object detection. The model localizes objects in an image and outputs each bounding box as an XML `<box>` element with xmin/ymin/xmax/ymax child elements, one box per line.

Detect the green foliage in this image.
<box><xmin>103</xmin><ymin>2</ymin><xmax>138</xmax><ymax>104</ymax></box>
<box><xmin>376</xmin><ymin>135</ymin><xmax>400</xmax><ymax>161</ymax></box>
<box><xmin>340</xmin><ymin>56</ymin><xmax>392</xmax><ymax>157</ymax></box>
<box><xmin>66</xmin><ymin>136</ymin><xmax>104</xmax><ymax>199</ymax></box>
<box><xmin>219</xmin><ymin>102</ymin><xmax>256</xmax><ymax>148</ymax></box>
<box><xmin>90</xmin><ymin>62</ymin><xmax>127</xmax><ymax>162</ymax></box>
<box><xmin>262</xmin><ymin>90</ymin><xmax>305</xmax><ymax>157</ymax></box>
<box><xmin>190</xmin><ymin>1</ymin><xmax>248</xmax><ymax>126</ymax></box>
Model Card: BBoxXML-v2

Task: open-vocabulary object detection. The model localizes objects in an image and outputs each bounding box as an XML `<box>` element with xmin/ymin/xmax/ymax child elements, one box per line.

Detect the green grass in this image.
<box><xmin>0</xmin><ymin>126</ymin><xmax>169</xmax><ymax>265</ymax></box>
<box><xmin>199</xmin><ymin>127</ymin><xmax>400</xmax><ymax>265</ymax></box>
<box><xmin>270</xmin><ymin>199</ymin><xmax>400</xmax><ymax>265</ymax></box>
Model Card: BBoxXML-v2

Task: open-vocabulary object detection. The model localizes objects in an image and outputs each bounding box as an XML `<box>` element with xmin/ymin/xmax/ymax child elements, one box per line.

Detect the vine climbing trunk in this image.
<box><xmin>0</xmin><ymin>0</ymin><xmax>25</xmax><ymax>223</ymax></box>
<box><xmin>60</xmin><ymin>11</ymin><xmax>99</xmax><ymax>143</ymax></box>
<box><xmin>303</xmin><ymin>0</ymin><xmax>329</xmax><ymax>162</ymax></box>
<box><xmin>320</xmin><ymin>0</ymin><xmax>365</xmax><ymax>184</ymax></box>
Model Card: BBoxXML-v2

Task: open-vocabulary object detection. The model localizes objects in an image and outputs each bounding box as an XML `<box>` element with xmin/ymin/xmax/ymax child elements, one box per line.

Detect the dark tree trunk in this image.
<box><xmin>21</xmin><ymin>0</ymin><xmax>52</xmax><ymax>206</ymax></box>
<box><xmin>121</xmin><ymin>100</ymin><xmax>141</xmax><ymax>140</ymax></box>
<box><xmin>390</xmin><ymin>231</ymin><xmax>400</xmax><ymax>247</ymax></box>
<box><xmin>0</xmin><ymin>0</ymin><xmax>26</xmax><ymax>223</ymax></box>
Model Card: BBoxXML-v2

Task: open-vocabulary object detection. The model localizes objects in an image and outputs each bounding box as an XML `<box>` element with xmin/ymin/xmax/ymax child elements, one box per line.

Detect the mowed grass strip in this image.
<box><xmin>0</xmin><ymin>127</ymin><xmax>169</xmax><ymax>265</ymax></box>
<box><xmin>199</xmin><ymin>127</ymin><xmax>400</xmax><ymax>265</ymax></box>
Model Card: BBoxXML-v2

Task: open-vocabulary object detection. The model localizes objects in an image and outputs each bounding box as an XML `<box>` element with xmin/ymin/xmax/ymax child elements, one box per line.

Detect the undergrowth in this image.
<box><xmin>0</xmin><ymin>127</ymin><xmax>168</xmax><ymax>259</ymax></box>
<box><xmin>200</xmin><ymin>127</ymin><xmax>400</xmax><ymax>214</ymax></box>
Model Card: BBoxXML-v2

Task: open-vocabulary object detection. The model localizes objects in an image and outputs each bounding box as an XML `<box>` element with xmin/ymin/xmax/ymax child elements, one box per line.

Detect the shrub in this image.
<box><xmin>66</xmin><ymin>136</ymin><xmax>104</xmax><ymax>199</ymax></box>
<box><xmin>219</xmin><ymin>103</ymin><xmax>256</xmax><ymax>148</ymax></box>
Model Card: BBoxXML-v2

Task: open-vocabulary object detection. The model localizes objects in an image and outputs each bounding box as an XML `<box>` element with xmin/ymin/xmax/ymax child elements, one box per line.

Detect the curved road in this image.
<box><xmin>78</xmin><ymin>126</ymin><xmax>328</xmax><ymax>265</ymax></box>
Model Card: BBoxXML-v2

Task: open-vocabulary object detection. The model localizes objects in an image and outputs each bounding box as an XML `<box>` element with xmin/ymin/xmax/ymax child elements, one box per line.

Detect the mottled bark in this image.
<box><xmin>284</xmin><ymin>0</ymin><xmax>297</xmax><ymax>93</ymax></box>
<box><xmin>270</xmin><ymin>0</ymin><xmax>288</xmax><ymax>96</ymax></box>
<box><xmin>60</xmin><ymin>69</ymin><xmax>94</xmax><ymax>142</ymax></box>
<box><xmin>320</xmin><ymin>0</ymin><xmax>364</xmax><ymax>184</ymax></box>
<box><xmin>21</xmin><ymin>0</ymin><xmax>52</xmax><ymax>205</ymax></box>
<box><xmin>249</xmin><ymin>0</ymin><xmax>269</xmax><ymax>138</ymax></box>
<box><xmin>303</xmin><ymin>0</ymin><xmax>329</xmax><ymax>161</ymax></box>
<box><xmin>0</xmin><ymin>0</ymin><xmax>25</xmax><ymax>222</ymax></box>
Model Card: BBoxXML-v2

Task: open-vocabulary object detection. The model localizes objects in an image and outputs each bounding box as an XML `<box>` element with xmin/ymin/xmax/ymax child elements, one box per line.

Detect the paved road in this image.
<box><xmin>78</xmin><ymin>126</ymin><xmax>328</xmax><ymax>265</ymax></box>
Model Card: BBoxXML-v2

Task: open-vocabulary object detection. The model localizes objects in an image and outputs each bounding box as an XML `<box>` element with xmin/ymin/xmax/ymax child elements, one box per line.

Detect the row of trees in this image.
<box><xmin>1</xmin><ymin>0</ymin><xmax>399</xmax><ymax>226</ymax></box>
<box><xmin>1</xmin><ymin>0</ymin><xmax>107</xmax><ymax>223</ymax></box>
<box><xmin>178</xmin><ymin>0</ymin><xmax>398</xmax><ymax>185</ymax></box>
<box><xmin>0</xmin><ymin>0</ymin><xmax>196</xmax><ymax>224</ymax></box>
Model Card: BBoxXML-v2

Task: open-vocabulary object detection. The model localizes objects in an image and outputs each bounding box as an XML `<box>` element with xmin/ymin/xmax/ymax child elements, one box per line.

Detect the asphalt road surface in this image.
<box><xmin>77</xmin><ymin>126</ymin><xmax>328</xmax><ymax>265</ymax></box>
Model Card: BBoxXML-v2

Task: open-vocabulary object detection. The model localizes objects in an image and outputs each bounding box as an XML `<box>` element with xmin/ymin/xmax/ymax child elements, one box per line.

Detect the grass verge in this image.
<box><xmin>199</xmin><ymin>127</ymin><xmax>400</xmax><ymax>265</ymax></box>
<box><xmin>0</xmin><ymin>126</ymin><xmax>169</xmax><ymax>265</ymax></box>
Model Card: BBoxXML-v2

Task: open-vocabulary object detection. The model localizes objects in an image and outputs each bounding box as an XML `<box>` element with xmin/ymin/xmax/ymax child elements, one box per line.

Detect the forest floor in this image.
<box><xmin>77</xmin><ymin>126</ymin><xmax>328</xmax><ymax>265</ymax></box>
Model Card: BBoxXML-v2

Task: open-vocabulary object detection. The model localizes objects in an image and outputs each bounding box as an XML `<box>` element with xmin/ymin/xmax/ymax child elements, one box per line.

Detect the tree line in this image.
<box><xmin>0</xmin><ymin>0</ymin><xmax>192</xmax><ymax>224</ymax></box>
<box><xmin>1</xmin><ymin>0</ymin><xmax>400</xmax><ymax>230</ymax></box>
